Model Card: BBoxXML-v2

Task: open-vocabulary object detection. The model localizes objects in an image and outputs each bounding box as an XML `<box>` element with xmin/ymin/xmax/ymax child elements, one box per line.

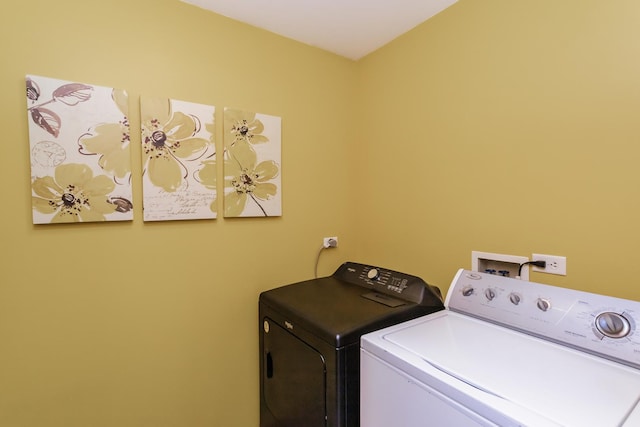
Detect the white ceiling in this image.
<box><xmin>180</xmin><ymin>0</ymin><xmax>458</xmax><ymax>60</ymax></box>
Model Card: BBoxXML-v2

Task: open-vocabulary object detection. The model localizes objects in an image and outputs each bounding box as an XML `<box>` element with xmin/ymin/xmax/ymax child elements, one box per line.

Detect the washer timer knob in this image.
<box><xmin>462</xmin><ymin>286</ymin><xmax>474</xmax><ymax>297</ymax></box>
<box><xmin>367</xmin><ymin>268</ymin><xmax>380</xmax><ymax>281</ymax></box>
<box><xmin>595</xmin><ymin>312</ymin><xmax>631</xmax><ymax>338</ymax></box>
<box><xmin>509</xmin><ymin>293</ymin><xmax>522</xmax><ymax>305</ymax></box>
<box><xmin>536</xmin><ymin>298</ymin><xmax>552</xmax><ymax>312</ymax></box>
<box><xmin>484</xmin><ymin>288</ymin><xmax>496</xmax><ymax>301</ymax></box>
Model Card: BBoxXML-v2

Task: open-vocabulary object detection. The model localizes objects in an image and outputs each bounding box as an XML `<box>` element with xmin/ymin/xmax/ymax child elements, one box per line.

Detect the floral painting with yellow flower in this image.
<box><xmin>140</xmin><ymin>97</ymin><xmax>216</xmax><ymax>221</ymax></box>
<box><xmin>26</xmin><ymin>75</ymin><xmax>133</xmax><ymax>224</ymax></box>
<box><xmin>32</xmin><ymin>163</ymin><xmax>118</xmax><ymax>223</ymax></box>
<box><xmin>222</xmin><ymin>108</ymin><xmax>281</xmax><ymax>217</ymax></box>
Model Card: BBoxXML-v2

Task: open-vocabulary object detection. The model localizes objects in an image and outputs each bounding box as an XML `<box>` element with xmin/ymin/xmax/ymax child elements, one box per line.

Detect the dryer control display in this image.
<box><xmin>333</xmin><ymin>262</ymin><xmax>442</xmax><ymax>305</ymax></box>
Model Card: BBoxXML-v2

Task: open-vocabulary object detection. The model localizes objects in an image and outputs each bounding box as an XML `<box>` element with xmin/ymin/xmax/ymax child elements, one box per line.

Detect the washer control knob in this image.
<box><xmin>595</xmin><ymin>312</ymin><xmax>631</xmax><ymax>338</ymax></box>
<box><xmin>462</xmin><ymin>285</ymin><xmax>474</xmax><ymax>297</ymax></box>
<box><xmin>484</xmin><ymin>288</ymin><xmax>496</xmax><ymax>301</ymax></box>
<box><xmin>367</xmin><ymin>268</ymin><xmax>380</xmax><ymax>281</ymax></box>
<box><xmin>536</xmin><ymin>298</ymin><xmax>551</xmax><ymax>312</ymax></box>
<box><xmin>509</xmin><ymin>293</ymin><xmax>522</xmax><ymax>305</ymax></box>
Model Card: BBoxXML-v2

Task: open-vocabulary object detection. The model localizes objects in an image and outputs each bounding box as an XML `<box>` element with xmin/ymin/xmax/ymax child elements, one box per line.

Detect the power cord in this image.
<box><xmin>314</xmin><ymin>238</ymin><xmax>337</xmax><ymax>278</ymax></box>
<box><xmin>314</xmin><ymin>245</ymin><xmax>326</xmax><ymax>278</ymax></box>
<box><xmin>518</xmin><ymin>260</ymin><xmax>546</xmax><ymax>278</ymax></box>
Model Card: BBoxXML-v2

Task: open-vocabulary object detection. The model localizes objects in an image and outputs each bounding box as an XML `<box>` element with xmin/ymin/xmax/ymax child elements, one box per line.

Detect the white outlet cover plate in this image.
<box><xmin>323</xmin><ymin>237</ymin><xmax>338</xmax><ymax>248</ymax></box>
<box><xmin>531</xmin><ymin>253</ymin><xmax>567</xmax><ymax>275</ymax></box>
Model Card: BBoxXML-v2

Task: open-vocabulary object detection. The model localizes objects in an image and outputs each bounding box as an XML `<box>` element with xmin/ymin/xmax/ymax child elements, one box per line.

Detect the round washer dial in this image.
<box><xmin>509</xmin><ymin>292</ymin><xmax>522</xmax><ymax>305</ymax></box>
<box><xmin>536</xmin><ymin>298</ymin><xmax>551</xmax><ymax>312</ymax></box>
<box><xmin>462</xmin><ymin>285</ymin><xmax>474</xmax><ymax>297</ymax></box>
<box><xmin>484</xmin><ymin>288</ymin><xmax>496</xmax><ymax>301</ymax></box>
<box><xmin>595</xmin><ymin>312</ymin><xmax>631</xmax><ymax>339</ymax></box>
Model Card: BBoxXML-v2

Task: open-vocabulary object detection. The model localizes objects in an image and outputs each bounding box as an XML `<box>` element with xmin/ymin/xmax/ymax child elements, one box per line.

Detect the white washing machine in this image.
<box><xmin>360</xmin><ymin>269</ymin><xmax>640</xmax><ymax>427</ymax></box>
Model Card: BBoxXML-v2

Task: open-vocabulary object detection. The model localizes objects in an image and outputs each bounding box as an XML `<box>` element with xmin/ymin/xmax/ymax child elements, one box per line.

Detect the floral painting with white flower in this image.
<box><xmin>26</xmin><ymin>75</ymin><xmax>133</xmax><ymax>224</ymax></box>
<box><xmin>222</xmin><ymin>108</ymin><xmax>281</xmax><ymax>217</ymax></box>
<box><xmin>140</xmin><ymin>97</ymin><xmax>216</xmax><ymax>221</ymax></box>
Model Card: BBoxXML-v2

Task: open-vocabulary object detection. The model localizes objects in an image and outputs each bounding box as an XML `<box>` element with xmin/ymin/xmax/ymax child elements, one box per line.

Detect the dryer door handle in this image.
<box><xmin>266</xmin><ymin>351</ymin><xmax>273</xmax><ymax>378</ymax></box>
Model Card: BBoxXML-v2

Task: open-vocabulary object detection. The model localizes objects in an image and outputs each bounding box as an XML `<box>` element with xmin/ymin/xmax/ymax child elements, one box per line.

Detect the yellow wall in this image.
<box><xmin>356</xmin><ymin>0</ymin><xmax>640</xmax><ymax>299</ymax></box>
<box><xmin>2</xmin><ymin>0</ymin><xmax>640</xmax><ymax>426</ymax></box>
<box><xmin>1</xmin><ymin>0</ymin><xmax>357</xmax><ymax>426</ymax></box>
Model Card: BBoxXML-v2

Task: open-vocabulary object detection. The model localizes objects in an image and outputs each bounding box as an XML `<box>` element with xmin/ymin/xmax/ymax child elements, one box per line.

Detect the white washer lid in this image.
<box><xmin>383</xmin><ymin>312</ymin><xmax>640</xmax><ymax>427</ymax></box>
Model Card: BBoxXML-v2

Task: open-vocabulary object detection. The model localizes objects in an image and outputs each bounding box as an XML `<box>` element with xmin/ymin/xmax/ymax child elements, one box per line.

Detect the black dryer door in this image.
<box><xmin>263</xmin><ymin>317</ymin><xmax>326</xmax><ymax>427</ymax></box>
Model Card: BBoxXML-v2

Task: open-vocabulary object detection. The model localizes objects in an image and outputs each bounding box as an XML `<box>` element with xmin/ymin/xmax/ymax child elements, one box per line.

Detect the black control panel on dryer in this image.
<box><xmin>332</xmin><ymin>262</ymin><xmax>443</xmax><ymax>305</ymax></box>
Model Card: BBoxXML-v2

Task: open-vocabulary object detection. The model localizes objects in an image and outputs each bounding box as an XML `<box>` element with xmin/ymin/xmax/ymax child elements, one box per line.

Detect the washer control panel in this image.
<box><xmin>446</xmin><ymin>269</ymin><xmax>640</xmax><ymax>368</ymax></box>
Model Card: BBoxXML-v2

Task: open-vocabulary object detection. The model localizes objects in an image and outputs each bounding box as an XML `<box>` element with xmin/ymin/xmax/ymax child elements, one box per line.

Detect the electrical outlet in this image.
<box><xmin>531</xmin><ymin>254</ymin><xmax>566</xmax><ymax>275</ymax></box>
<box><xmin>323</xmin><ymin>237</ymin><xmax>338</xmax><ymax>248</ymax></box>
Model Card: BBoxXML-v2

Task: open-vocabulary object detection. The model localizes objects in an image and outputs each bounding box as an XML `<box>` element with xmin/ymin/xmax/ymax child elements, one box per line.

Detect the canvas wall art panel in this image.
<box><xmin>140</xmin><ymin>97</ymin><xmax>216</xmax><ymax>221</ymax></box>
<box><xmin>26</xmin><ymin>75</ymin><xmax>133</xmax><ymax>224</ymax></box>
<box><xmin>222</xmin><ymin>108</ymin><xmax>282</xmax><ymax>217</ymax></box>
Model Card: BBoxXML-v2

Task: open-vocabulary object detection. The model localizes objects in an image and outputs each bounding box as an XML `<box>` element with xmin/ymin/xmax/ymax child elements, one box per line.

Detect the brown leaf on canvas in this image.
<box><xmin>31</xmin><ymin>107</ymin><xmax>61</xmax><ymax>138</ymax></box>
<box><xmin>52</xmin><ymin>83</ymin><xmax>93</xmax><ymax>106</ymax></box>
<box><xmin>26</xmin><ymin>77</ymin><xmax>40</xmax><ymax>101</ymax></box>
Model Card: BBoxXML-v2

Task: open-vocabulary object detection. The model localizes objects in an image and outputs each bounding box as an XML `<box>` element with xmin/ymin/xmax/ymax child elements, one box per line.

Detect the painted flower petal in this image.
<box><xmin>250</xmin><ymin>134</ymin><xmax>269</xmax><ymax>144</ymax></box>
<box><xmin>32</xmin><ymin>175</ymin><xmax>62</xmax><ymax>198</ymax></box>
<box><xmin>249</xmin><ymin>119</ymin><xmax>264</xmax><ymax>134</ymax></box>
<box><xmin>224</xmin><ymin>109</ymin><xmax>256</xmax><ymax>144</ymax></box>
<box><xmin>86</xmin><ymin>196</ymin><xmax>117</xmax><ymax>216</ymax></box>
<box><xmin>225</xmin><ymin>109</ymin><xmax>255</xmax><ymax>126</ymax></box>
<box><xmin>165</xmin><ymin>111</ymin><xmax>199</xmax><ymax>140</ymax></box>
<box><xmin>224</xmin><ymin>191</ymin><xmax>247</xmax><ymax>217</ymax></box>
<box><xmin>32</xmin><ymin>196</ymin><xmax>58</xmax><ymax>214</ymax></box>
<box><xmin>79</xmin><ymin>123</ymin><xmax>131</xmax><ymax>179</ymax></box>
<box><xmin>141</xmin><ymin>97</ymin><xmax>171</xmax><ymax>125</ymax></box>
<box><xmin>172</xmin><ymin>137</ymin><xmax>208</xmax><ymax>159</ymax></box>
<box><xmin>254</xmin><ymin>160</ymin><xmax>279</xmax><ymax>182</ymax></box>
<box><xmin>112</xmin><ymin>89</ymin><xmax>129</xmax><ymax>117</ymax></box>
<box><xmin>99</xmin><ymin>148</ymin><xmax>130</xmax><ymax>179</ymax></box>
<box><xmin>52</xmin><ymin>210</ymin><xmax>80</xmax><ymax>223</ymax></box>
<box><xmin>224</xmin><ymin>109</ymin><xmax>269</xmax><ymax>144</ymax></box>
<box><xmin>228</xmin><ymin>140</ymin><xmax>257</xmax><ymax>170</ymax></box>
<box><xmin>55</xmin><ymin>163</ymin><xmax>93</xmax><ymax>187</ymax></box>
<box><xmin>223</xmin><ymin>155</ymin><xmax>242</xmax><ymax>178</ymax></box>
<box><xmin>148</xmin><ymin>157</ymin><xmax>183</xmax><ymax>192</ymax></box>
<box><xmin>206</xmin><ymin>121</ymin><xmax>216</xmax><ymax>144</ymax></box>
<box><xmin>80</xmin><ymin>123</ymin><xmax>123</xmax><ymax>153</ymax></box>
<box><xmin>84</xmin><ymin>175</ymin><xmax>115</xmax><ymax>196</ymax></box>
<box><xmin>253</xmin><ymin>182</ymin><xmax>277</xmax><ymax>200</ymax></box>
<box><xmin>78</xmin><ymin>208</ymin><xmax>110</xmax><ymax>222</ymax></box>
<box><xmin>197</xmin><ymin>160</ymin><xmax>217</xmax><ymax>189</ymax></box>
<box><xmin>245</xmin><ymin>119</ymin><xmax>269</xmax><ymax>144</ymax></box>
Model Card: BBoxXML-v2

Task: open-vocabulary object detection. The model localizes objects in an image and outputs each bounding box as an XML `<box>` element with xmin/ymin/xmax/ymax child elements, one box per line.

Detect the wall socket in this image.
<box><xmin>323</xmin><ymin>237</ymin><xmax>338</xmax><ymax>248</ymax></box>
<box><xmin>471</xmin><ymin>251</ymin><xmax>529</xmax><ymax>280</ymax></box>
<box><xmin>531</xmin><ymin>254</ymin><xmax>566</xmax><ymax>275</ymax></box>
